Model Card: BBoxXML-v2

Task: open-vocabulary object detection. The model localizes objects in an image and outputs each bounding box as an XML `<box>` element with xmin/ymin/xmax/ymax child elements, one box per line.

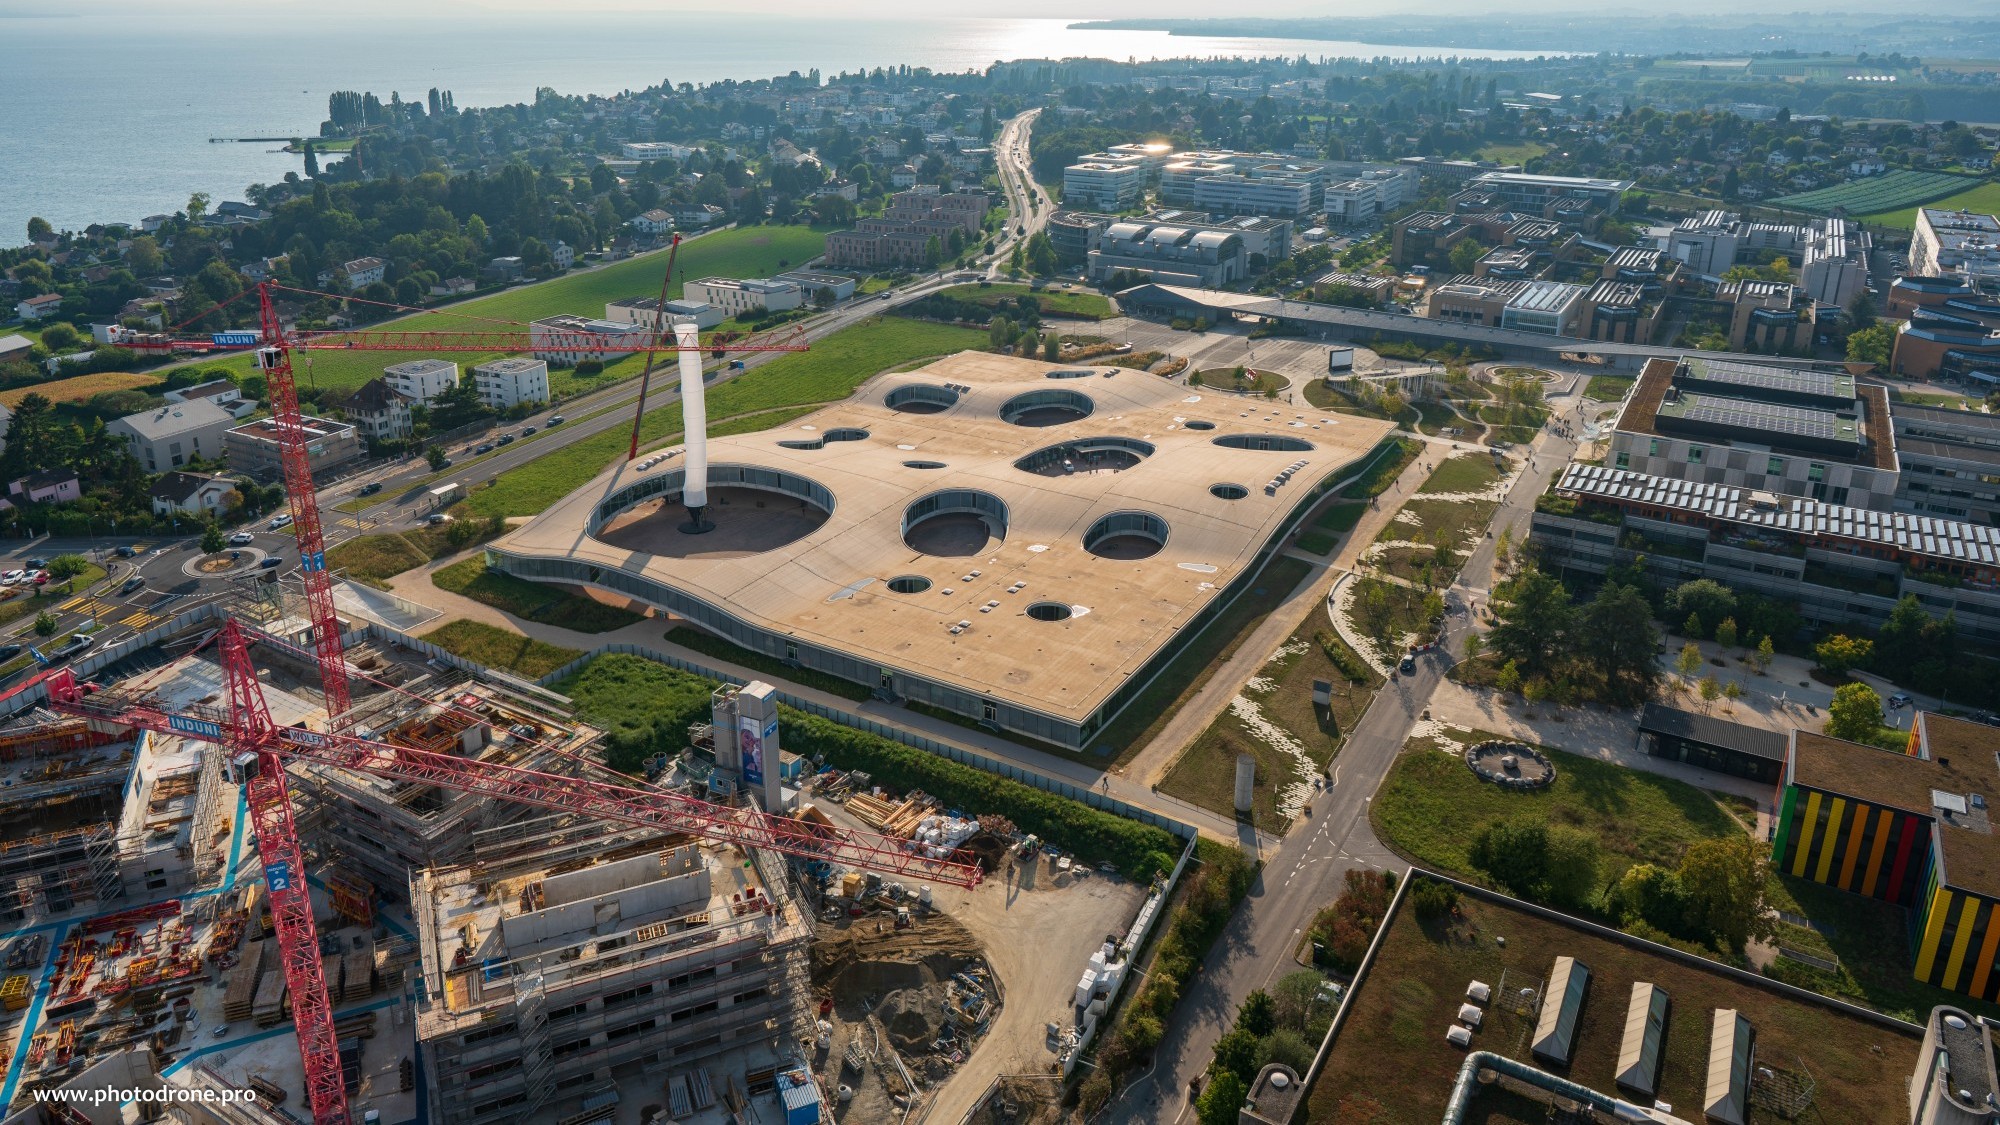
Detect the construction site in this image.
<box><xmin>0</xmin><ymin>285</ymin><xmax>1183</xmax><ymax>1125</ymax></box>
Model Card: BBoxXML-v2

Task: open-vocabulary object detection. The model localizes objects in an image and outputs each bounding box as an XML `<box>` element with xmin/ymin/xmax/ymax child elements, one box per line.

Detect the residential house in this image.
<box><xmin>342</xmin><ymin>378</ymin><xmax>415</xmax><ymax>442</ymax></box>
<box><xmin>8</xmin><ymin>470</ymin><xmax>80</xmax><ymax>506</ymax></box>
<box><xmin>431</xmin><ymin>278</ymin><xmax>476</xmax><ymax>299</ymax></box>
<box><xmin>674</xmin><ymin>204</ymin><xmax>724</xmax><ymax>227</ymax></box>
<box><xmin>163</xmin><ymin>379</ymin><xmax>246</xmax><ymax>410</ymax></box>
<box><xmin>15</xmin><ymin>294</ymin><xmax>62</xmax><ymax>321</ymax></box>
<box><xmin>0</xmin><ymin>335</ymin><xmax>31</xmax><ymax>364</ymax></box>
<box><xmin>240</xmin><ymin>255</ymin><xmax>289</xmax><ymax>282</ymax></box>
<box><xmin>889</xmin><ymin>165</ymin><xmax>919</xmax><ymax>190</ymax></box>
<box><xmin>631</xmin><ymin>209</ymin><xmax>674</xmax><ymax>236</ymax></box>
<box><xmin>147</xmin><ymin>471</ymin><xmax>236</xmax><ymax>517</ymax></box>
<box><xmin>481</xmin><ymin>257</ymin><xmax>525</xmax><ymax>283</ymax></box>
<box><xmin>108</xmin><ymin>399</ymin><xmax>236</xmax><ymax>473</ymax></box>
<box><xmin>338</xmin><ymin>257</ymin><xmax>388</xmax><ymax>291</ymax></box>
<box><xmin>551</xmin><ymin>241</ymin><xmax>575</xmax><ymax>270</ymax></box>
<box><xmin>813</xmin><ymin>180</ymin><xmax>860</xmax><ymax>203</ymax></box>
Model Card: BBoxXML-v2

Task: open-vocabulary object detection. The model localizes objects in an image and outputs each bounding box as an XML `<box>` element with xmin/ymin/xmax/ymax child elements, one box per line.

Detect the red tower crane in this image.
<box><xmin>74</xmin><ymin>268</ymin><xmax>817</xmax><ymax>1123</ymax></box>
<box><xmin>45</xmin><ymin>624</ymin><xmax>980</xmax><ymax>1125</ymax></box>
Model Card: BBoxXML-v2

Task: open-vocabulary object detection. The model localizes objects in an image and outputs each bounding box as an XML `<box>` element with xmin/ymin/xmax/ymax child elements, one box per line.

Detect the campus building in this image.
<box><xmin>1773</xmin><ymin>713</ymin><xmax>2000</xmax><ymax>1003</ymax></box>
<box><xmin>1085</xmin><ymin>219</ymin><xmax>1250</xmax><ymax>288</ymax></box>
<box><xmin>1912</xmin><ymin>208</ymin><xmax>2000</xmax><ymax>295</ymax></box>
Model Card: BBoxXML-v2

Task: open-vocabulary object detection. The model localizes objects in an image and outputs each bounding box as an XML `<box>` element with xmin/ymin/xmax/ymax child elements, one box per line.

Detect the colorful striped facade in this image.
<box><xmin>1772</xmin><ymin>785</ymin><xmax>1933</xmax><ymax>906</ymax></box>
<box><xmin>1775</xmin><ymin>716</ymin><xmax>2000</xmax><ymax>1004</ymax></box>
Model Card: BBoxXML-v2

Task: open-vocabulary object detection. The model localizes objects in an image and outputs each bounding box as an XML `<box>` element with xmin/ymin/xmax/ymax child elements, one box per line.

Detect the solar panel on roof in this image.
<box><xmin>1675</xmin><ymin>395</ymin><xmax>1853</xmax><ymax>443</ymax></box>
<box><xmin>1683</xmin><ymin>358</ymin><xmax>1846</xmax><ymax>398</ymax></box>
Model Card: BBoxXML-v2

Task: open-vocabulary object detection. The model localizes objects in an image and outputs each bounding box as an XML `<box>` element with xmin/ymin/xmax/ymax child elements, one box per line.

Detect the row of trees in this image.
<box><xmin>1481</xmin><ymin>567</ymin><xmax>1662</xmax><ymax>705</ymax></box>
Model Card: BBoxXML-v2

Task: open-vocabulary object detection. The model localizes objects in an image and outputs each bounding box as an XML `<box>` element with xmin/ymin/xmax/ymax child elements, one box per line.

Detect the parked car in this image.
<box><xmin>31</xmin><ymin>572</ymin><xmax>48</xmax><ymax>585</ymax></box>
<box><xmin>0</xmin><ymin>570</ymin><xmax>23</xmax><ymax>586</ymax></box>
<box><xmin>25</xmin><ymin>558</ymin><xmax>48</xmax><ymax>569</ymax></box>
<box><xmin>358</xmin><ymin>482</ymin><xmax>383</xmax><ymax>496</ymax></box>
<box><xmin>268</xmin><ymin>513</ymin><xmax>293</xmax><ymax>530</ymax></box>
<box><xmin>111</xmin><ymin>546</ymin><xmax>134</xmax><ymax>558</ymax></box>
<box><xmin>1399</xmin><ymin>654</ymin><xmax>1417</xmax><ymax>675</ymax></box>
<box><xmin>0</xmin><ymin>646</ymin><xmax>20</xmax><ymax>664</ymax></box>
<box><xmin>259</xmin><ymin>556</ymin><xmax>284</xmax><ymax>570</ymax></box>
<box><xmin>50</xmin><ymin>635</ymin><xmax>93</xmax><ymax>661</ymax></box>
<box><xmin>1887</xmin><ymin>693</ymin><xmax>1913</xmax><ymax>709</ymax></box>
<box><xmin>228</xmin><ymin>531</ymin><xmax>255</xmax><ymax>547</ymax></box>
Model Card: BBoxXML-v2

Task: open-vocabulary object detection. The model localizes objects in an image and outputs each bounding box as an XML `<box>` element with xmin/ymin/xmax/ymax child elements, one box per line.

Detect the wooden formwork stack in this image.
<box><xmin>222</xmin><ymin>940</ymin><xmax>266</xmax><ymax>1024</ymax></box>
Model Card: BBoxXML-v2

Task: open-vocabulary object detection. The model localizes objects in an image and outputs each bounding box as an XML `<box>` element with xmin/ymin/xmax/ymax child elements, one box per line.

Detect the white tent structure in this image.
<box><xmin>1530</xmin><ymin>956</ymin><xmax>1591</xmax><ymax>1067</ymax></box>
<box><xmin>1704</xmin><ymin>1008</ymin><xmax>1755</xmax><ymax>1125</ymax></box>
<box><xmin>1615</xmin><ymin>981</ymin><xmax>1670</xmax><ymax>1097</ymax></box>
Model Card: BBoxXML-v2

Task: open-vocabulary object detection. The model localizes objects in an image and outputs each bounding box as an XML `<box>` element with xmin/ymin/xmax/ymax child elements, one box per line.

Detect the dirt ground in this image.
<box><xmin>963</xmin><ymin>1075</ymin><xmax>1068</xmax><ymax>1125</ymax></box>
<box><xmin>807</xmin><ymin>798</ymin><xmax>1147</xmax><ymax>1124</ymax></box>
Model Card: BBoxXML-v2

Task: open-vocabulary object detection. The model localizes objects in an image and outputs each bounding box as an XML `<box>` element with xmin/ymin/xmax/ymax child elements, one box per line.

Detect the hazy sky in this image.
<box><xmin>0</xmin><ymin>0</ymin><xmax>1923</xmax><ymax>20</ymax></box>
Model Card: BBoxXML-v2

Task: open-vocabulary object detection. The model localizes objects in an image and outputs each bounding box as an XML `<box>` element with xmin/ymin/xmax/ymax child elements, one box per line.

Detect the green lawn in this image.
<box><xmin>462</xmin><ymin>317</ymin><xmax>986</xmax><ymax>519</ymax></box>
<box><xmin>1476</xmin><ymin>141</ymin><xmax>1548</xmax><ymax>164</ymax></box>
<box><xmin>1338</xmin><ymin>437</ymin><xmax>1424</xmax><ymax>500</ymax></box>
<box><xmin>325</xmin><ymin>515</ymin><xmax>498</xmax><ymax>587</ymax></box>
<box><xmin>1295</xmin><ymin>502</ymin><xmax>1366</xmax><ymax>556</ymax></box>
<box><xmin>1764</xmin><ymin>873</ymin><xmax>2000</xmax><ymax>1023</ymax></box>
<box><xmin>1372</xmin><ymin>730</ymin><xmax>1740</xmax><ymax>884</ymax></box>
<box><xmin>1860</xmin><ymin>180</ymin><xmax>2000</xmax><ymax>230</ymax></box>
<box><xmin>166</xmin><ymin>225</ymin><xmax>829</xmax><ymax>398</ymax></box>
<box><xmin>1584</xmin><ymin>374</ymin><xmax>1635</xmax><ymax>401</ymax></box>
<box><xmin>1160</xmin><ymin>617</ymin><xmax>1381</xmax><ymax>829</ymax></box>
<box><xmin>1090</xmin><ymin>555</ymin><xmax>1317</xmax><ymax>762</ymax></box>
<box><xmin>1396</xmin><ymin>496</ymin><xmax>1503</xmax><ymax>548</ymax></box>
<box><xmin>1193</xmin><ymin>366</ymin><xmax>1286</xmax><ymax>395</ymax></box>
<box><xmin>665</xmin><ymin>624</ymin><xmax>873</xmax><ymax>702</ymax></box>
<box><xmin>419</xmin><ymin>619</ymin><xmax>582</xmax><ymax>679</ymax></box>
<box><xmin>1415</xmin><ymin>452</ymin><xmax>1505</xmax><ymax>496</ymax></box>
<box><xmin>934</xmin><ymin>283</ymin><xmax>1114</xmax><ymax>320</ymax></box>
<box><xmin>430</xmin><ymin>556</ymin><xmax>643</xmax><ymax>633</ymax></box>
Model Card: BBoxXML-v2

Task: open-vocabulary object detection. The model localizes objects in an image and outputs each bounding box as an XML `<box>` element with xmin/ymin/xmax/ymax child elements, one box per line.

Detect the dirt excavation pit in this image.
<box><xmin>813</xmin><ymin>913</ymin><xmax>1000</xmax><ymax>1121</ymax></box>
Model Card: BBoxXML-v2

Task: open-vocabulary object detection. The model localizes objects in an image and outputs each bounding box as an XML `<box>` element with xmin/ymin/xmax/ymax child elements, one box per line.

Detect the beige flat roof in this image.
<box><xmin>497</xmin><ymin>351</ymin><xmax>1392</xmax><ymax>726</ymax></box>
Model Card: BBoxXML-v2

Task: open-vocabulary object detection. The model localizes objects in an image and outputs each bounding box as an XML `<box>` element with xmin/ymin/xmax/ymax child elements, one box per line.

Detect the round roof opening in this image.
<box><xmin>885</xmin><ymin>384</ymin><xmax>960</xmax><ymax>414</ymax></box>
<box><xmin>1085</xmin><ymin>510</ymin><xmax>1168</xmax><ymax>560</ymax></box>
<box><xmin>903</xmin><ymin>460</ymin><xmax>946</xmax><ymax>469</ymax></box>
<box><xmin>1026</xmin><ymin>601</ymin><xmax>1072</xmax><ymax>622</ymax></box>
<box><xmin>1001</xmin><ymin>388</ymin><xmax>1094</xmax><ymax>428</ymax></box>
<box><xmin>1183</xmin><ymin>420</ymin><xmax>1215</xmax><ymax>430</ymax></box>
<box><xmin>1209</xmin><ymin>483</ymin><xmax>1249</xmax><ymax>500</ymax></box>
<box><xmin>1045</xmin><ymin>368</ymin><xmax>1095</xmax><ymax>380</ymax></box>
<box><xmin>594</xmin><ymin>466</ymin><xmax>834</xmax><ymax>560</ymax></box>
<box><xmin>902</xmin><ymin>488</ymin><xmax>1008</xmax><ymax>557</ymax></box>
<box><xmin>1013</xmin><ymin>436</ymin><xmax>1154</xmax><ymax>477</ymax></box>
<box><xmin>1212</xmin><ymin>433</ymin><xmax>1313</xmax><ymax>452</ymax></box>
<box><xmin>886</xmin><ymin>575</ymin><xmax>931</xmax><ymax>594</ymax></box>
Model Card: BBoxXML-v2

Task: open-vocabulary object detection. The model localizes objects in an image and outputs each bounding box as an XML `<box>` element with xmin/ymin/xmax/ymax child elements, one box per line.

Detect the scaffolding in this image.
<box><xmin>0</xmin><ymin>822</ymin><xmax>125</xmax><ymax>921</ymax></box>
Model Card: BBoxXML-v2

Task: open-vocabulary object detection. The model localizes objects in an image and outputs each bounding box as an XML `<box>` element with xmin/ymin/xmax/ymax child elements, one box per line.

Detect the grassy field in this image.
<box><xmin>419</xmin><ymin>619</ymin><xmax>582</xmax><ymax>679</ymax></box>
<box><xmin>1772</xmin><ymin>169</ymin><xmax>1977</xmax><ymax>216</ymax></box>
<box><xmin>430</xmin><ymin>556</ymin><xmax>643</xmax><ymax>633</ymax></box>
<box><xmin>1159</xmin><ymin>616</ymin><xmax>1381</xmax><ymax>829</ymax></box>
<box><xmin>1305</xmin><ymin>883</ymin><xmax>1921</xmax><ymax>1124</ymax></box>
<box><xmin>1090</xmin><ymin>555</ymin><xmax>1316</xmax><ymax>763</ymax></box>
<box><xmin>0</xmin><ymin>372</ymin><xmax>163</xmax><ymax>407</ymax></box>
<box><xmin>461</xmin><ymin>317</ymin><xmax>986</xmax><ymax>519</ymax></box>
<box><xmin>1193</xmin><ymin>366</ymin><xmax>1286</xmax><ymax>395</ymax></box>
<box><xmin>1338</xmin><ymin>437</ymin><xmax>1424</xmax><ymax>500</ymax></box>
<box><xmin>1764</xmin><ymin>873</ymin><xmax>2000</xmax><ymax>1023</ymax></box>
<box><xmin>1295</xmin><ymin>502</ymin><xmax>1365</xmax><ymax>556</ymax></box>
<box><xmin>665</xmin><ymin>624</ymin><xmax>873</xmax><ymax>702</ymax></box>
<box><xmin>1583</xmin><ymin>373</ymin><xmax>1635</xmax><ymax>402</ymax></box>
<box><xmin>325</xmin><ymin>517</ymin><xmax>495</xmax><ymax>586</ymax></box>
<box><xmin>166</xmin><ymin>226</ymin><xmax>829</xmax><ymax>398</ymax></box>
<box><xmin>933</xmin><ymin>283</ymin><xmax>1114</xmax><ymax>320</ymax></box>
<box><xmin>1475</xmin><ymin>141</ymin><xmax>1548</xmax><ymax>164</ymax></box>
<box><xmin>1372</xmin><ymin>729</ymin><xmax>1740</xmax><ymax>883</ymax></box>
<box><xmin>1415</xmin><ymin>451</ymin><xmax>1504</xmax><ymax>496</ymax></box>
<box><xmin>1861</xmin><ymin>180</ymin><xmax>2000</xmax><ymax>229</ymax></box>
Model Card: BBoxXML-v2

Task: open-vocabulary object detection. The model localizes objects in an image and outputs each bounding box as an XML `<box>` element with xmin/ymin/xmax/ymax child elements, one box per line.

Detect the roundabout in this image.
<box><xmin>182</xmin><ymin>548</ymin><xmax>266</xmax><ymax>578</ymax></box>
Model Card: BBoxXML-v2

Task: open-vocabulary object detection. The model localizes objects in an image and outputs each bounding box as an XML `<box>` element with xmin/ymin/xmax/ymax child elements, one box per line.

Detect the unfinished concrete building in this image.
<box><xmin>293</xmin><ymin>670</ymin><xmax>610</xmax><ymax>908</ymax></box>
<box><xmin>412</xmin><ymin>824</ymin><xmax>812</xmax><ymax>1125</ymax></box>
<box><xmin>0</xmin><ymin>713</ymin><xmax>140</xmax><ymax>922</ymax></box>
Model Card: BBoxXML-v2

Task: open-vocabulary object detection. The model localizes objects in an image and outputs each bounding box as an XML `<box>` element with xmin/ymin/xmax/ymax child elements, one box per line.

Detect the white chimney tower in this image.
<box><xmin>675</xmin><ymin>320</ymin><xmax>713</xmax><ymax>532</ymax></box>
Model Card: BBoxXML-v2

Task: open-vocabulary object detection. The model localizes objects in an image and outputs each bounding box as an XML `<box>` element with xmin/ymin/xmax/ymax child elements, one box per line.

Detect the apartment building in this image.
<box><xmin>343</xmin><ymin>378</ymin><xmax>415</xmax><ymax>442</ymax></box>
<box><xmin>884</xmin><ymin>188</ymin><xmax>989</xmax><ymax>236</ymax></box>
<box><xmin>528</xmin><ymin>315</ymin><xmax>646</xmax><ymax>366</ymax></box>
<box><xmin>224</xmin><ymin>415</ymin><xmax>361</xmax><ymax>479</ymax></box>
<box><xmin>472</xmin><ymin>358</ymin><xmax>551</xmax><ymax>410</ymax></box>
<box><xmin>1063</xmin><ymin>159</ymin><xmax>1147</xmax><ymax>211</ymax></box>
<box><xmin>683</xmin><ymin>277</ymin><xmax>804</xmax><ymax>318</ymax></box>
<box><xmin>413</xmin><ymin>836</ymin><xmax>809</xmax><ymax>1125</ymax></box>
<box><xmin>108</xmin><ymin>400</ymin><xmax>235</xmax><ymax>473</ymax></box>
<box><xmin>604</xmin><ymin>296</ymin><xmax>724</xmax><ymax>331</ymax></box>
<box><xmin>383</xmin><ymin>358</ymin><xmax>460</xmax><ymax>405</ymax></box>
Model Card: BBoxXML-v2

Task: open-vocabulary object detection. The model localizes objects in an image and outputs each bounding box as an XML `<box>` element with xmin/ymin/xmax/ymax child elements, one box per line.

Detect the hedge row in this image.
<box><xmin>557</xmin><ymin>654</ymin><xmax>1182</xmax><ymax>880</ymax></box>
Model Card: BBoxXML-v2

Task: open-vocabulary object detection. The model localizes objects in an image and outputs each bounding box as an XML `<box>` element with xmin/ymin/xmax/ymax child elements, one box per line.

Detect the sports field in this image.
<box><xmin>1771</xmin><ymin>169</ymin><xmax>1976</xmax><ymax>215</ymax></box>
<box><xmin>1859</xmin><ymin>180</ymin><xmax>2000</xmax><ymax>230</ymax></box>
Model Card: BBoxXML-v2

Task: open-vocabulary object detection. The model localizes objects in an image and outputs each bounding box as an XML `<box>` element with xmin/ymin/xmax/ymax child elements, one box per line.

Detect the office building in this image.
<box><xmin>1086</xmin><ymin>219</ymin><xmax>1249</xmax><ymax>288</ymax></box>
<box><xmin>1424</xmin><ymin>277</ymin><xmax>1586</xmax><ymax>336</ymax></box>
<box><xmin>1465</xmin><ymin>171</ymin><xmax>1632</xmax><ymax>215</ymax></box>
<box><xmin>604</xmin><ymin>296</ymin><xmax>724</xmax><ymax>331</ymax></box>
<box><xmin>1913</xmin><ymin>209</ymin><xmax>2000</xmax><ymax>294</ymax></box>
<box><xmin>1063</xmin><ymin>159</ymin><xmax>1147</xmax><ymax>211</ymax></box>
<box><xmin>1720</xmin><ymin>279</ymin><xmax>1816</xmax><ymax>353</ymax></box>
<box><xmin>528</xmin><ymin>315</ymin><xmax>648</xmax><ymax>366</ymax></box>
<box><xmin>683</xmin><ymin>277</ymin><xmax>804</xmax><ymax>318</ymax></box>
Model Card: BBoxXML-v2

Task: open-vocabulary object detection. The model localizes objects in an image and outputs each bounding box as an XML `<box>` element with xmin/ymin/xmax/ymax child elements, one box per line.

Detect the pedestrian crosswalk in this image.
<box><xmin>121</xmin><ymin>609</ymin><xmax>167</xmax><ymax>630</ymax></box>
<box><xmin>54</xmin><ymin>593</ymin><xmax>167</xmax><ymax>631</ymax></box>
<box><xmin>60</xmin><ymin>597</ymin><xmax>121</xmax><ymax>620</ymax></box>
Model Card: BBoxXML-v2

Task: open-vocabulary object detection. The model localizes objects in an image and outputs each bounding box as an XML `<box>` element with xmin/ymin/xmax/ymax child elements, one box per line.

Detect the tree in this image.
<box><xmin>1236</xmin><ymin>990</ymin><xmax>1277</xmax><ymax>1038</ymax></box>
<box><xmin>1543</xmin><ymin>826</ymin><xmax>1602</xmax><ymax>911</ymax></box>
<box><xmin>201</xmin><ymin>523</ymin><xmax>226</xmax><ymax>554</ymax></box>
<box><xmin>1814</xmin><ymin>633</ymin><xmax>1872</xmax><ymax>675</ymax></box>
<box><xmin>186</xmin><ymin>192</ymin><xmax>211</xmax><ymax>222</ymax></box>
<box><xmin>426</xmin><ymin>445</ymin><xmax>448</xmax><ymax>471</ymax></box>
<box><xmin>1196</xmin><ymin>1072</ymin><xmax>1246</xmax><ymax>1125</ymax></box>
<box><xmin>1043</xmin><ymin>336</ymin><xmax>1060</xmax><ymax>362</ymax></box>
<box><xmin>25</xmin><ymin>217</ymin><xmax>52</xmax><ymax>243</ymax></box>
<box><xmin>1412</xmin><ymin>879</ymin><xmax>1460</xmax><ymax>922</ymax></box>
<box><xmin>1469</xmin><ymin>819</ymin><xmax>1549</xmax><ymax>898</ymax></box>
<box><xmin>1448</xmin><ymin>237</ymin><xmax>1485</xmax><ymax>274</ymax></box>
<box><xmin>1875</xmin><ymin>594</ymin><xmax>1934</xmax><ymax>673</ymax></box>
<box><xmin>1210</xmin><ymin>1027</ymin><xmax>1262</xmax><ymax>1086</ymax></box>
<box><xmin>1495</xmin><ymin>659</ymin><xmax>1522</xmax><ymax>695</ymax></box>
<box><xmin>1840</xmin><ymin>290</ymin><xmax>1877</xmax><ymax>338</ymax></box>
<box><xmin>1698</xmin><ymin>675</ymin><xmax>1722</xmax><ymax>711</ymax></box>
<box><xmin>1684</xmin><ymin>612</ymin><xmax>1705</xmax><ymax>642</ymax></box>
<box><xmin>1846</xmin><ymin>323</ymin><xmax>1894</xmax><ymax>366</ymax></box>
<box><xmin>1462</xmin><ymin>633</ymin><xmax>1485</xmax><ymax>662</ymax></box>
<box><xmin>38</xmin><ymin>322</ymin><xmax>81</xmax><ymax>353</ymax></box>
<box><xmin>1753</xmin><ymin>635</ymin><xmax>1776</xmax><ymax>675</ymax></box>
<box><xmin>1610</xmin><ymin>863</ymin><xmax>1687</xmax><ymax>933</ymax></box>
<box><xmin>1677</xmin><ymin>837</ymin><xmax>1770</xmax><ymax>952</ymax></box>
<box><xmin>1676</xmin><ymin>642</ymin><xmax>1703</xmax><ymax>680</ymax></box>
<box><xmin>303</xmin><ymin>139</ymin><xmax>319</xmax><ymax>179</ymax></box>
<box><xmin>33</xmin><ymin>612</ymin><xmax>57</xmax><ymax>638</ymax></box>
<box><xmin>1714</xmin><ymin>616</ymin><xmax>1739</xmax><ymax>650</ymax></box>
<box><xmin>1827</xmin><ymin>682</ymin><xmax>1886</xmax><ymax>742</ymax></box>
<box><xmin>1487</xmin><ymin>568</ymin><xmax>1571</xmax><ymax>673</ymax></box>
